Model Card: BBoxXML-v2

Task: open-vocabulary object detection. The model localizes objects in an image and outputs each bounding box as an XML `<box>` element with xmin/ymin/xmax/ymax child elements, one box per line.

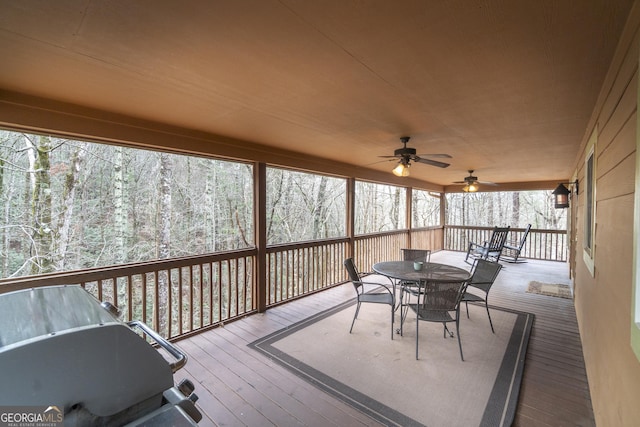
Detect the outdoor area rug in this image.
<box><xmin>526</xmin><ymin>281</ymin><xmax>572</xmax><ymax>299</ymax></box>
<box><xmin>249</xmin><ymin>299</ymin><xmax>534</xmax><ymax>427</ymax></box>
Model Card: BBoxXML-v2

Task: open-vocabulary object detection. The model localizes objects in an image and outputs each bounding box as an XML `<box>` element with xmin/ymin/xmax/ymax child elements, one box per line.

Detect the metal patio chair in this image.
<box><xmin>462</xmin><ymin>259</ymin><xmax>503</xmax><ymax>333</ymax></box>
<box><xmin>409</xmin><ymin>279</ymin><xmax>468</xmax><ymax>360</ymax></box>
<box><xmin>344</xmin><ymin>258</ymin><xmax>396</xmax><ymax>339</ymax></box>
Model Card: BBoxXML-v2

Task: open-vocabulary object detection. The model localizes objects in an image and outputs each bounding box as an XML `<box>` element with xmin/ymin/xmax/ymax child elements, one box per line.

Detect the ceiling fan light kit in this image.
<box><xmin>380</xmin><ymin>136</ymin><xmax>451</xmax><ymax>177</ymax></box>
<box><xmin>392</xmin><ymin>160</ymin><xmax>410</xmax><ymax>177</ymax></box>
<box><xmin>462</xmin><ymin>182</ymin><xmax>479</xmax><ymax>192</ymax></box>
<box><xmin>454</xmin><ymin>170</ymin><xmax>497</xmax><ymax>192</ymax></box>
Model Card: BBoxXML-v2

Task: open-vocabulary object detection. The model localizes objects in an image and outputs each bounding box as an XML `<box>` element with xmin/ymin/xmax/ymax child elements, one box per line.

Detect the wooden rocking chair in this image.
<box><xmin>465</xmin><ymin>226</ymin><xmax>510</xmax><ymax>264</ymax></box>
<box><xmin>502</xmin><ymin>224</ymin><xmax>531</xmax><ymax>263</ymax></box>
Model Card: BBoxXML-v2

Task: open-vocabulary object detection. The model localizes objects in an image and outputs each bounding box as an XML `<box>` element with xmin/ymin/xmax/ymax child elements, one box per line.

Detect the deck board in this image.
<box><xmin>177</xmin><ymin>251</ymin><xmax>594</xmax><ymax>426</ymax></box>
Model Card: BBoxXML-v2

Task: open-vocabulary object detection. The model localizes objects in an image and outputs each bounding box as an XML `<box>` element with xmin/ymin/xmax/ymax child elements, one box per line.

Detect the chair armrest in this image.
<box><xmin>503</xmin><ymin>243</ymin><xmax>519</xmax><ymax>251</ymax></box>
<box><xmin>361</xmin><ymin>273</ymin><xmax>395</xmax><ymax>286</ymax></box>
<box><xmin>468</xmin><ymin>241</ymin><xmax>489</xmax><ymax>250</ymax></box>
<box><xmin>467</xmin><ymin>281</ymin><xmax>492</xmax><ymax>292</ymax></box>
<box><xmin>357</xmin><ymin>281</ymin><xmax>395</xmax><ymax>295</ymax></box>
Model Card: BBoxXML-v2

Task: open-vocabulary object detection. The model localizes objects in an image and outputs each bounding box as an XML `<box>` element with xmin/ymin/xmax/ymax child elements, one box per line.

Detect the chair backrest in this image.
<box><xmin>401</xmin><ymin>248</ymin><xmax>431</xmax><ymax>263</ymax></box>
<box><xmin>514</xmin><ymin>224</ymin><xmax>532</xmax><ymax>250</ymax></box>
<box><xmin>487</xmin><ymin>226</ymin><xmax>511</xmax><ymax>252</ymax></box>
<box><xmin>470</xmin><ymin>259</ymin><xmax>502</xmax><ymax>292</ymax></box>
<box><xmin>344</xmin><ymin>258</ymin><xmax>360</xmax><ymax>281</ymax></box>
<box><xmin>344</xmin><ymin>258</ymin><xmax>363</xmax><ymax>291</ymax></box>
<box><xmin>418</xmin><ymin>280</ymin><xmax>467</xmax><ymax>312</ymax></box>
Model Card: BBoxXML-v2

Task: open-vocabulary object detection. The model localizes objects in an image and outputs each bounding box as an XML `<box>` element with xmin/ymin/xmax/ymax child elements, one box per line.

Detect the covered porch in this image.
<box><xmin>1</xmin><ymin>2</ymin><xmax>639</xmax><ymax>425</ymax></box>
<box><xmin>178</xmin><ymin>250</ymin><xmax>590</xmax><ymax>427</ymax></box>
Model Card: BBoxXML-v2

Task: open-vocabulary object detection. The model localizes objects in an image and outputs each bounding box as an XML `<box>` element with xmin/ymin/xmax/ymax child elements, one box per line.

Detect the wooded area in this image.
<box><xmin>446</xmin><ymin>191</ymin><xmax>566</xmax><ymax>229</ymax></box>
<box><xmin>1</xmin><ymin>130</ymin><xmax>564</xmax><ymax>280</ymax></box>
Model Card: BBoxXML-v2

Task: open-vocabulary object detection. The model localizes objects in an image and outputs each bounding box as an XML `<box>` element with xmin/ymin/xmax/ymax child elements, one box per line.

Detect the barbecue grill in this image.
<box><xmin>0</xmin><ymin>285</ymin><xmax>202</xmax><ymax>426</ymax></box>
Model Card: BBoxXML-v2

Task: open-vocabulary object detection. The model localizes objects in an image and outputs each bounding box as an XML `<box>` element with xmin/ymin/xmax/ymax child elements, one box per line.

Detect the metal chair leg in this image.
<box><xmin>443</xmin><ymin>323</ymin><xmax>454</xmax><ymax>338</ymax></box>
<box><xmin>349</xmin><ymin>301</ymin><xmax>361</xmax><ymax>333</ymax></box>
<box><xmin>415</xmin><ymin>309</ymin><xmax>420</xmax><ymax>360</ymax></box>
<box><xmin>390</xmin><ymin>303</ymin><xmax>394</xmax><ymax>340</ymax></box>
<box><xmin>456</xmin><ymin>317</ymin><xmax>464</xmax><ymax>361</ymax></box>
<box><xmin>485</xmin><ymin>300</ymin><xmax>494</xmax><ymax>333</ymax></box>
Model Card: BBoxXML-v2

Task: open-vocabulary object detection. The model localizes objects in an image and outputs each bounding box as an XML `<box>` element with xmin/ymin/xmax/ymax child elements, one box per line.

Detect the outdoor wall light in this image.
<box><xmin>392</xmin><ymin>160</ymin><xmax>410</xmax><ymax>177</ymax></box>
<box><xmin>552</xmin><ymin>181</ymin><xmax>578</xmax><ymax>209</ymax></box>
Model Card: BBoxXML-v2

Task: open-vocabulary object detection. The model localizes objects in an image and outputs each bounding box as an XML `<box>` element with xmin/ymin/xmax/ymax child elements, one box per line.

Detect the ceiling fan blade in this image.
<box><xmin>413</xmin><ymin>156</ymin><xmax>450</xmax><ymax>168</ymax></box>
<box><xmin>365</xmin><ymin>158</ymin><xmax>398</xmax><ymax>166</ymax></box>
<box><xmin>416</xmin><ymin>153</ymin><xmax>452</xmax><ymax>159</ymax></box>
<box><xmin>478</xmin><ymin>181</ymin><xmax>498</xmax><ymax>186</ymax></box>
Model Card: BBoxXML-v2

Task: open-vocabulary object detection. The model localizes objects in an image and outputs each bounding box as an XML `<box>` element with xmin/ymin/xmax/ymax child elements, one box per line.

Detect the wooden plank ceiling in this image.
<box><xmin>0</xmin><ymin>0</ymin><xmax>634</xmax><ymax>188</ymax></box>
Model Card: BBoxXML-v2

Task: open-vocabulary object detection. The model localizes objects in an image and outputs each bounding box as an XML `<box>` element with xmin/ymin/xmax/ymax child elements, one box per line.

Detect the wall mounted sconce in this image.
<box><xmin>552</xmin><ymin>180</ymin><xmax>579</xmax><ymax>209</ymax></box>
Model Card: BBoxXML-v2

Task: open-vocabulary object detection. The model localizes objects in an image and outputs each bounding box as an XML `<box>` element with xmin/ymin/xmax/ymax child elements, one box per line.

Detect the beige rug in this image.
<box><xmin>250</xmin><ymin>300</ymin><xmax>533</xmax><ymax>427</ymax></box>
<box><xmin>526</xmin><ymin>281</ymin><xmax>572</xmax><ymax>299</ymax></box>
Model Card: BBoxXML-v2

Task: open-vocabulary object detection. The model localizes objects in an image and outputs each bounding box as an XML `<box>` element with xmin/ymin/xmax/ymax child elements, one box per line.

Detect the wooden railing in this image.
<box><xmin>410</xmin><ymin>226</ymin><xmax>445</xmax><ymax>252</ymax></box>
<box><xmin>352</xmin><ymin>227</ymin><xmax>444</xmax><ymax>268</ymax></box>
<box><xmin>266</xmin><ymin>238</ymin><xmax>349</xmax><ymax>306</ymax></box>
<box><xmin>353</xmin><ymin>230</ymin><xmax>409</xmax><ymax>270</ymax></box>
<box><xmin>0</xmin><ymin>225</ymin><xmax>566</xmax><ymax>341</ymax></box>
<box><xmin>445</xmin><ymin>225</ymin><xmax>567</xmax><ymax>262</ymax></box>
<box><xmin>0</xmin><ymin>249</ymin><xmax>257</xmax><ymax>340</ymax></box>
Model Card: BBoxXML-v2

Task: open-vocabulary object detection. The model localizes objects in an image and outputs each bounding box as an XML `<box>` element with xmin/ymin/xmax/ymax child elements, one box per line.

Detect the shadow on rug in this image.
<box><xmin>249</xmin><ymin>300</ymin><xmax>533</xmax><ymax>427</ymax></box>
<box><xmin>526</xmin><ymin>281</ymin><xmax>572</xmax><ymax>299</ymax></box>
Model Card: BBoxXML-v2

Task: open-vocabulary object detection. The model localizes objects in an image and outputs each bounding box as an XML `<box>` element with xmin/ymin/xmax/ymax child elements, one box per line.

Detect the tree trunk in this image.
<box><xmin>157</xmin><ymin>152</ymin><xmax>173</xmax><ymax>335</ymax></box>
<box><xmin>158</xmin><ymin>152</ymin><xmax>172</xmax><ymax>259</ymax></box>
<box><xmin>28</xmin><ymin>135</ymin><xmax>54</xmax><ymax>275</ymax></box>
<box><xmin>313</xmin><ymin>176</ymin><xmax>328</xmax><ymax>239</ymax></box>
<box><xmin>511</xmin><ymin>192</ymin><xmax>520</xmax><ymax>226</ymax></box>
<box><xmin>113</xmin><ymin>146</ymin><xmax>128</xmax><ymax>263</ymax></box>
<box><xmin>54</xmin><ymin>143</ymin><xmax>86</xmax><ymax>270</ymax></box>
<box><xmin>206</xmin><ymin>166</ymin><xmax>216</xmax><ymax>250</ymax></box>
<box><xmin>391</xmin><ymin>187</ymin><xmax>401</xmax><ymax>229</ymax></box>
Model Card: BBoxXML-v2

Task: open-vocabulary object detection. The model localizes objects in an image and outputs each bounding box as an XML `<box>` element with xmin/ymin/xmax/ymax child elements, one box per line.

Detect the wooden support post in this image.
<box><xmin>254</xmin><ymin>162</ymin><xmax>267</xmax><ymax>312</ymax></box>
<box><xmin>440</xmin><ymin>193</ymin><xmax>446</xmax><ymax>250</ymax></box>
<box><xmin>346</xmin><ymin>177</ymin><xmax>355</xmax><ymax>260</ymax></box>
<box><xmin>406</xmin><ymin>187</ymin><xmax>413</xmax><ymax>248</ymax></box>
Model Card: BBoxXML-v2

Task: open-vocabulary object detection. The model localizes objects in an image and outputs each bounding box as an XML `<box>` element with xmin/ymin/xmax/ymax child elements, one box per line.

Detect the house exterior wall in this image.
<box><xmin>572</xmin><ymin>3</ymin><xmax>640</xmax><ymax>425</ymax></box>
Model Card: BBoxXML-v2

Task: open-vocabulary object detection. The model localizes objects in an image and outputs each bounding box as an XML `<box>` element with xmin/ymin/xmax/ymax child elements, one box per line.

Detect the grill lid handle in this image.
<box><xmin>127</xmin><ymin>320</ymin><xmax>187</xmax><ymax>373</ymax></box>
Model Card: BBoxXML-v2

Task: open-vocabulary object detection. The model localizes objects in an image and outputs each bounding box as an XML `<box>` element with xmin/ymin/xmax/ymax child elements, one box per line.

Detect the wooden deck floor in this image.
<box><xmin>176</xmin><ymin>251</ymin><xmax>594</xmax><ymax>426</ymax></box>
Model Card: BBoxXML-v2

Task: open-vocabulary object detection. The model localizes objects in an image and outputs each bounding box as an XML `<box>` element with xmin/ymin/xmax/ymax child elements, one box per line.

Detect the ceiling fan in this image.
<box><xmin>454</xmin><ymin>170</ymin><xmax>498</xmax><ymax>192</ymax></box>
<box><xmin>379</xmin><ymin>136</ymin><xmax>451</xmax><ymax>177</ymax></box>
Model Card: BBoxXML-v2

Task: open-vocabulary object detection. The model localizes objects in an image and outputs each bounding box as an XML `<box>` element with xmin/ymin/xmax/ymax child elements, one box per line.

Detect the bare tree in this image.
<box><xmin>113</xmin><ymin>146</ymin><xmax>128</xmax><ymax>263</ymax></box>
<box><xmin>53</xmin><ymin>143</ymin><xmax>86</xmax><ymax>270</ymax></box>
<box><xmin>511</xmin><ymin>192</ymin><xmax>520</xmax><ymax>226</ymax></box>
<box><xmin>157</xmin><ymin>152</ymin><xmax>173</xmax><ymax>335</ymax></box>
<box><xmin>26</xmin><ymin>135</ymin><xmax>54</xmax><ymax>275</ymax></box>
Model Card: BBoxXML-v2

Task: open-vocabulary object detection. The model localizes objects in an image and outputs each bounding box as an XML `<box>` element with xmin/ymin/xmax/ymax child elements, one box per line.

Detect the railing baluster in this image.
<box><xmin>199</xmin><ymin>263</ymin><xmax>204</xmax><ymax>329</ymax></box>
<box><xmin>142</xmin><ymin>272</ymin><xmax>148</xmax><ymax>326</ymax></box>
<box><xmin>189</xmin><ymin>265</ymin><xmax>194</xmax><ymax>333</ymax></box>
<box><xmin>234</xmin><ymin>258</ymin><xmax>239</xmax><ymax>317</ymax></box>
<box><xmin>178</xmin><ymin>267</ymin><xmax>183</xmax><ymax>336</ymax></box>
<box><xmin>167</xmin><ymin>269</ymin><xmax>173</xmax><ymax>339</ymax></box>
<box><xmin>154</xmin><ymin>271</ymin><xmax>160</xmax><ymax>334</ymax></box>
<box><xmin>228</xmin><ymin>259</ymin><xmax>233</xmax><ymax>317</ymax></box>
<box><xmin>127</xmin><ymin>275</ymin><xmax>133</xmax><ymax>321</ymax></box>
